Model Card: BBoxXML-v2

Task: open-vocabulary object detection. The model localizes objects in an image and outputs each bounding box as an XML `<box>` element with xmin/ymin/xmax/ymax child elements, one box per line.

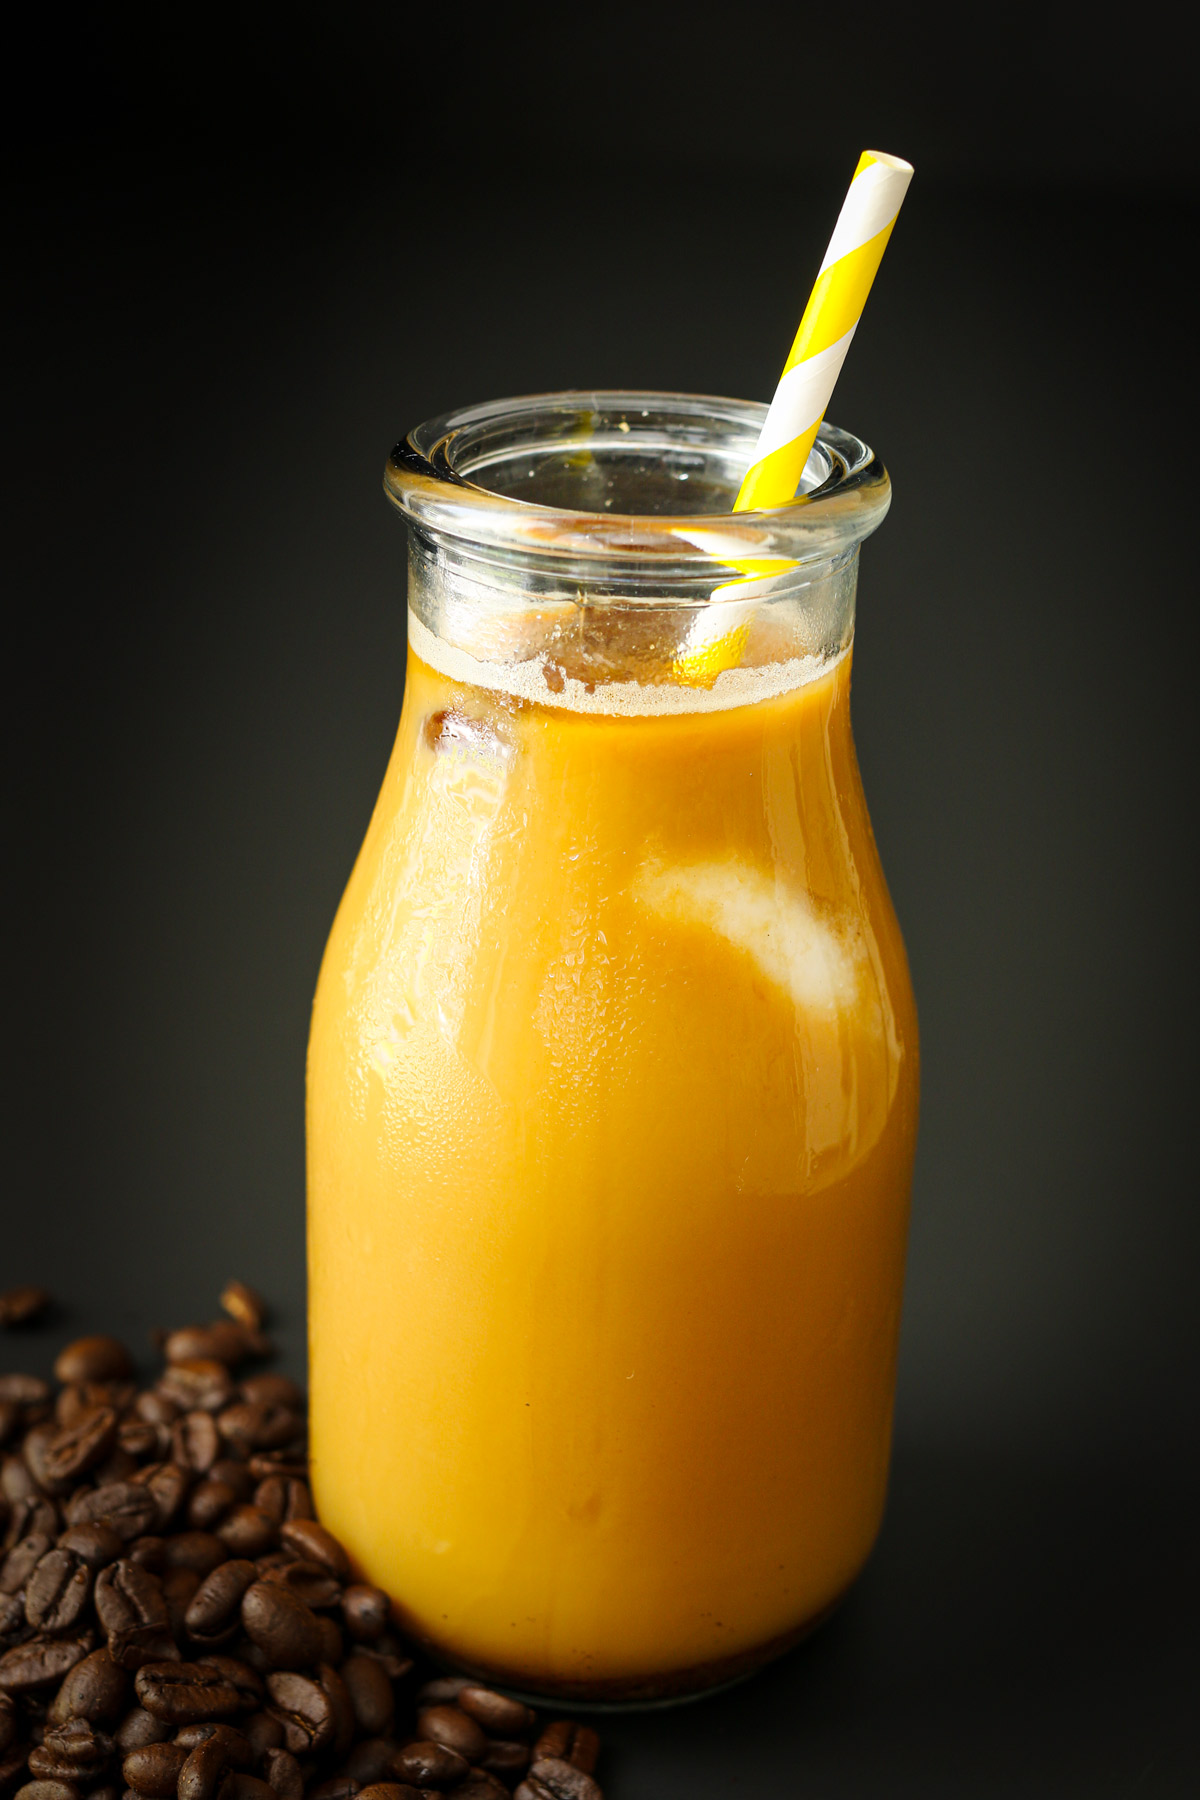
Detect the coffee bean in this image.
<box><xmin>0</xmin><ymin>1695</ymin><xmax>16</xmax><ymax>1755</ymax></box>
<box><xmin>355</xmin><ymin>1644</ymin><xmax>410</xmax><ymax>1684</ymax></box>
<box><xmin>0</xmin><ymin>1635</ymin><xmax>94</xmax><ymax>1694</ymax></box>
<box><xmin>184</xmin><ymin>1564</ymin><xmax>256</xmax><ymax>1648</ymax></box>
<box><xmin>413</xmin><ymin>1680</ymin><xmax>468</xmax><ymax>1708</ymax></box>
<box><xmin>112</xmin><ymin>1711</ymin><xmax>171</xmax><ymax>1755</ymax></box>
<box><xmin>130</xmin><ymin>1468</ymin><xmax>189</xmax><ymax>1537</ymax></box>
<box><xmin>65</xmin><ymin>1489</ymin><xmax>157</xmax><ymax>1546</ymax></box>
<box><xmin>530</xmin><ymin>1725</ymin><xmax>598</xmax><ymax>1776</ymax></box>
<box><xmin>24</xmin><ymin>1552</ymin><xmax>92</xmax><ymax>1634</ymax></box>
<box><xmin>215</xmin><ymin>1409</ymin><xmax>298</xmax><ymax>1458</ymax></box>
<box><xmin>133</xmin><ymin>1666</ymin><xmax>242</xmax><ymax>1726</ymax></box>
<box><xmin>160</xmin><ymin>1568</ymin><xmax>201</xmax><ymax>1639</ymax></box>
<box><xmin>164</xmin><ymin>1330</ymin><xmax>252</xmax><ymax>1373</ymax></box>
<box><xmin>184</xmin><ymin>1484</ymin><xmax>236</xmax><ymax>1534</ymax></box>
<box><xmin>126</xmin><ymin>1542</ymin><xmax>165</xmax><ymax>1574</ymax></box>
<box><xmin>155</xmin><ymin>1369</ymin><xmax>233</xmax><ymax>1419</ymax></box>
<box><xmin>240</xmin><ymin>1587</ymin><xmax>321</xmax><ymax>1671</ymax></box>
<box><xmin>28</xmin><ymin>1720</ymin><xmax>114</xmax><ymax>1783</ymax></box>
<box><xmin>250</xmin><ymin>1482</ymin><xmax>310</xmax><ymax>1529</ymax></box>
<box><xmin>41</xmin><ymin>1415</ymin><xmax>119</xmax><ymax>1490</ymax></box>
<box><xmin>413</xmin><ymin>1708</ymin><xmax>487</xmax><ymax>1764</ymax></box>
<box><xmin>161</xmin><ymin>1538</ymin><xmax>225</xmax><ymax>1581</ymax></box>
<box><xmin>519</xmin><ymin>1759</ymin><xmax>602</xmax><ymax>1800</ymax></box>
<box><xmin>54</xmin><ymin>1343</ymin><xmax>132</xmax><ymax>1388</ymax></box>
<box><xmin>389</xmin><ymin>1740</ymin><xmax>470</xmax><ymax>1786</ymax></box>
<box><xmin>56</xmin><ymin>1528</ymin><xmax>123</xmax><ymax>1574</ymax></box>
<box><xmin>453</xmin><ymin>1775</ymin><xmax>509</xmax><ymax>1800</ymax></box>
<box><xmin>339</xmin><ymin>1590</ymin><xmax>388</xmax><ymax>1645</ymax></box>
<box><xmin>121</xmin><ymin>1742</ymin><xmax>187</xmax><ymax>1797</ymax></box>
<box><xmin>217</xmin><ymin>1287</ymin><xmax>266</xmax><ymax>1335</ymax></box>
<box><xmin>243</xmin><ymin>1458</ymin><xmax>305</xmax><ymax>1486</ymax></box>
<box><xmin>94</xmin><ymin>1565</ymin><xmax>171</xmax><ymax>1672</ymax></box>
<box><xmin>480</xmin><ymin>1741</ymin><xmax>531</xmax><ymax>1779</ymax></box>
<box><xmin>23</xmin><ymin>1429</ymin><xmax>77</xmax><ymax>1500</ymax></box>
<box><xmin>192</xmin><ymin>1659</ymin><xmax>262</xmax><ymax>1711</ymax></box>
<box><xmin>0</xmin><ymin>1290</ymin><xmax>50</xmax><ymax>1330</ymax></box>
<box><xmin>175</xmin><ymin>1734</ymin><xmax>230</xmax><ymax>1800</ymax></box>
<box><xmin>457</xmin><ymin>1687</ymin><xmax>535</xmax><ymax>1739</ymax></box>
<box><xmin>263</xmin><ymin>1672</ymin><xmax>333</xmax><ymax>1754</ymax></box>
<box><xmin>339</xmin><ymin>1658</ymin><xmax>392</xmax><ymax>1739</ymax></box>
<box><xmin>114</xmin><ymin>1424</ymin><xmax>159</xmax><ymax>1465</ymax></box>
<box><xmin>218</xmin><ymin>1778</ymin><xmax>275</xmax><ymax>1800</ymax></box>
<box><xmin>275</xmin><ymin>1525</ymin><xmax>346</xmax><ymax>1581</ymax></box>
<box><xmin>343</xmin><ymin>1740</ymin><xmax>396</xmax><ymax>1786</ymax></box>
<box><xmin>2</xmin><ymin>1535</ymin><xmax>53</xmax><ymax>1596</ymax></box>
<box><xmin>214</xmin><ymin>1513</ymin><xmax>276</xmax><ymax>1562</ymax></box>
<box><xmin>12</xmin><ymin>1781</ymin><xmax>80</xmax><ymax>1800</ymax></box>
<box><xmin>238</xmin><ymin>1715</ymin><xmax>282</xmax><ymax>1762</ymax></box>
<box><xmin>47</xmin><ymin>1652</ymin><xmax>129</xmax><ymax>1727</ymax></box>
<box><xmin>258</xmin><ymin>1562</ymin><xmax>325</xmax><ymax>1608</ymax></box>
<box><xmin>170</xmin><ymin>1419</ymin><xmax>219</xmax><ymax>1480</ymax></box>
<box><xmin>309</xmin><ymin>1776</ymin><xmax>360</xmax><ymax>1800</ymax></box>
<box><xmin>357</xmin><ymin>1786</ymin><xmax>425</xmax><ymax>1800</ymax></box>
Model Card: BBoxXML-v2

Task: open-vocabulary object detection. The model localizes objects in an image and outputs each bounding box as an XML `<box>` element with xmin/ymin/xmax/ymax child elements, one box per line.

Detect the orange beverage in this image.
<box><xmin>307</xmin><ymin>394</ymin><xmax>918</xmax><ymax>1702</ymax></box>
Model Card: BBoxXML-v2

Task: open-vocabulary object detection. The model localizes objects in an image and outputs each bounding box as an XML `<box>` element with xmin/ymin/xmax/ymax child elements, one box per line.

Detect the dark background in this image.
<box><xmin>5</xmin><ymin>4</ymin><xmax>1198</xmax><ymax>1793</ymax></box>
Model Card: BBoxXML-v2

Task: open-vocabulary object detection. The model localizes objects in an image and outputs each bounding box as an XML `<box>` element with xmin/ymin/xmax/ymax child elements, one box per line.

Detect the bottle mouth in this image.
<box><xmin>385</xmin><ymin>390</ymin><xmax>890</xmax><ymax>575</ymax></box>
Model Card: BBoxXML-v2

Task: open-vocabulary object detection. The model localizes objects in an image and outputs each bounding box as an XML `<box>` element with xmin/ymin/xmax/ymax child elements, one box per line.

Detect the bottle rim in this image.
<box><xmin>385</xmin><ymin>390</ymin><xmax>891</xmax><ymax>574</ymax></box>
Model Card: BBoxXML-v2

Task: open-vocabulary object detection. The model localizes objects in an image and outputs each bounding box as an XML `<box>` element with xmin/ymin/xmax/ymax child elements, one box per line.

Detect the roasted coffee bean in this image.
<box><xmin>0</xmin><ymin>1379</ymin><xmax>51</xmax><ymax>1410</ymax></box>
<box><xmin>22</xmin><ymin>1430</ymin><xmax>76</xmax><ymax>1501</ymax></box>
<box><xmin>112</xmin><ymin>1712</ymin><xmax>170</xmax><ymax>1754</ymax></box>
<box><xmin>258</xmin><ymin>1560</ymin><xmax>338</xmax><ymax>1612</ymax></box>
<box><xmin>184</xmin><ymin>1563</ymin><xmax>256</xmax><ymax>1648</ymax></box>
<box><xmin>0</xmin><ymin>1290</ymin><xmax>50</xmax><ymax>1330</ymax></box>
<box><xmin>240</xmin><ymin>1586</ymin><xmax>321</xmax><ymax>1671</ymax></box>
<box><xmin>237</xmin><ymin>1374</ymin><xmax>300</xmax><ymax>1412</ymax></box>
<box><xmin>174</xmin><ymin>1735</ymin><xmax>228</xmax><ymax>1800</ymax></box>
<box><xmin>0</xmin><ymin>1695</ymin><xmax>16</xmax><ymax>1755</ymax></box>
<box><xmin>161</xmin><ymin>1539</ymin><xmax>224</xmax><ymax>1581</ymax></box>
<box><xmin>218</xmin><ymin>1286</ymin><xmax>266</xmax><ymax>1334</ymax></box>
<box><xmin>0</xmin><ymin>1633</ymin><xmax>94</xmax><ymax>1693</ymax></box>
<box><xmin>53</xmin><ymin>1343</ymin><xmax>132</xmax><ymax>1388</ymax></box>
<box><xmin>215</xmin><ymin>1409</ymin><xmax>297</xmax><ymax>1458</ymax></box>
<box><xmin>2</xmin><ymin>1536</ymin><xmax>53</xmax><ymax>1596</ymax></box>
<box><xmin>132</xmin><ymin>1666</ymin><xmax>242</xmax><ymax>1726</ymax></box>
<box><xmin>24</xmin><ymin>1552</ymin><xmax>92</xmax><ymax>1634</ymax></box>
<box><xmin>28</xmin><ymin>1720</ymin><xmax>114</xmax><ymax>1783</ymax></box>
<box><xmin>47</xmin><ymin>1652</ymin><xmax>129</xmax><ymax>1727</ymax></box>
<box><xmin>389</xmin><ymin>1741</ymin><xmax>470</xmax><ymax>1787</ymax></box>
<box><xmin>56</xmin><ymin>1528</ymin><xmax>122</xmax><ymax>1575</ymax></box>
<box><xmin>121</xmin><ymin>1742</ymin><xmax>187</xmax><ymax>1797</ymax></box>
<box><xmin>452</xmin><ymin>1775</ymin><xmax>509</xmax><ymax>1800</ymax></box>
<box><xmin>126</xmin><ymin>1470</ymin><xmax>187</xmax><ymax>1539</ymax></box>
<box><xmin>413</xmin><ymin>1709</ymin><xmax>487</xmax><ymax>1765</ymax></box>
<box><xmin>238</xmin><ymin>1714</ymin><xmax>282</xmax><ymax>1761</ymax></box>
<box><xmin>340</xmin><ymin>1590</ymin><xmax>389</xmax><ymax>1645</ymax></box>
<box><xmin>413</xmin><ymin>1681</ymin><xmax>468</xmax><ymax>1709</ymax></box>
<box><xmin>132</xmin><ymin>1395</ymin><xmax>177</xmax><ymax>1431</ymax></box>
<box><xmin>192</xmin><ymin>1659</ymin><xmax>262</xmax><ymax>1711</ymax></box>
<box><xmin>155</xmin><ymin>1369</ymin><xmax>232</xmax><ymax>1419</ymax></box>
<box><xmin>263</xmin><ymin>1672</ymin><xmax>333</xmax><ymax>1754</ymax></box>
<box><xmin>160</xmin><ymin>1569</ymin><xmax>201</xmax><ymax>1639</ymax></box>
<box><xmin>480</xmin><ymin>1741</ymin><xmax>531</xmax><ymax>1779</ymax></box>
<box><xmin>244</xmin><ymin>1457</ymin><xmax>305</xmax><ymax>1485</ymax></box>
<box><xmin>275</xmin><ymin>1524</ymin><xmax>345</xmax><ymax>1581</ymax></box>
<box><xmin>516</xmin><ymin>1759</ymin><xmax>602</xmax><ymax>1800</ymax></box>
<box><xmin>318</xmin><ymin>1664</ymin><xmax>354</xmax><ymax>1755</ymax></box>
<box><xmin>213</xmin><ymin>1513</ymin><xmax>275</xmax><ymax>1562</ymax></box>
<box><xmin>309</xmin><ymin>1776</ymin><xmax>360</xmax><ymax>1800</ymax></box>
<box><xmin>41</xmin><ymin>1416</ymin><xmax>118</xmax><ymax>1490</ymax></box>
<box><xmin>457</xmin><ymin>1687</ymin><xmax>535</xmax><ymax>1739</ymax></box>
<box><xmin>184</xmin><ymin>1485</ymin><xmax>236</xmax><ymax>1534</ymax></box>
<box><xmin>343</xmin><ymin>1740</ymin><xmax>396</xmax><ymax>1787</ymax></box>
<box><xmin>114</xmin><ymin>1424</ymin><xmax>158</xmax><ymax>1465</ymax></box>
<box><xmin>0</xmin><ymin>1591</ymin><xmax>26</xmax><ymax>1640</ymax></box>
<box><xmin>249</xmin><ymin>1482</ymin><xmax>310</xmax><ymax>1529</ymax></box>
<box><xmin>12</xmin><ymin>1781</ymin><xmax>80</xmax><ymax>1800</ymax></box>
<box><xmin>356</xmin><ymin>1786</ymin><xmax>425</xmax><ymax>1800</ymax></box>
<box><xmin>338</xmin><ymin>1658</ymin><xmax>392</xmax><ymax>1739</ymax></box>
<box><xmin>94</xmin><ymin>1565</ymin><xmax>171</xmax><ymax>1672</ymax></box>
<box><xmin>313</xmin><ymin>1618</ymin><xmax>343</xmax><ymax>1668</ymax></box>
<box><xmin>170</xmin><ymin>1418</ymin><xmax>219</xmax><ymax>1480</ymax></box>
<box><xmin>218</xmin><ymin>1778</ymin><xmax>275</xmax><ymax>1800</ymax></box>
<box><xmin>529</xmin><ymin>1725</ymin><xmax>598</xmax><ymax>1776</ymax></box>
<box><xmin>164</xmin><ymin>1329</ymin><xmax>252</xmax><ymax>1372</ymax></box>
<box><xmin>65</xmin><ymin>1490</ymin><xmax>157</xmax><ymax>1547</ymax></box>
<box><xmin>126</xmin><ymin>1543</ymin><xmax>164</xmax><ymax>1575</ymax></box>
<box><xmin>355</xmin><ymin>1644</ymin><xmax>410</xmax><ymax>1684</ymax></box>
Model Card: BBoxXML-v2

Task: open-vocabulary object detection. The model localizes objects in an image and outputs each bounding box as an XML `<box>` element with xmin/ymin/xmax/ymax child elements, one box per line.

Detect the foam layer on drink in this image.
<box><xmin>408</xmin><ymin>608</ymin><xmax>847</xmax><ymax>718</ymax></box>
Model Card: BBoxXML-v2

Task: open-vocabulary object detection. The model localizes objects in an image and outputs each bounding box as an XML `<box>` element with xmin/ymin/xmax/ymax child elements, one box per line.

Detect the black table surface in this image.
<box><xmin>6</xmin><ymin>149</ymin><xmax>1198</xmax><ymax>1796</ymax></box>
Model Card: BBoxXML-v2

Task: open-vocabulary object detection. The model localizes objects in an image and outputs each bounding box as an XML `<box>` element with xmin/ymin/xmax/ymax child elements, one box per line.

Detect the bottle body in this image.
<box><xmin>307</xmin><ymin>622</ymin><xmax>917</xmax><ymax>1700</ymax></box>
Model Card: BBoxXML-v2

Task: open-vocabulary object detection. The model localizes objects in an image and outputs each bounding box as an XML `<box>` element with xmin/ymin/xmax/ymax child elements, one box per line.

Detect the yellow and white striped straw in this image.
<box><xmin>735</xmin><ymin>149</ymin><xmax>913</xmax><ymax>512</ymax></box>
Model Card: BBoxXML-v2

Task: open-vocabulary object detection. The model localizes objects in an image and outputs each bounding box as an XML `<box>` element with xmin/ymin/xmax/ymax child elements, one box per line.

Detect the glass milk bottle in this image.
<box><xmin>307</xmin><ymin>392</ymin><xmax>918</xmax><ymax>1703</ymax></box>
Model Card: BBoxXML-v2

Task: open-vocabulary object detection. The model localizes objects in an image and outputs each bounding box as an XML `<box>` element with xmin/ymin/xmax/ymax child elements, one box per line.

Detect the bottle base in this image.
<box><xmin>412</xmin><ymin>1590</ymin><xmax>847</xmax><ymax>1711</ymax></box>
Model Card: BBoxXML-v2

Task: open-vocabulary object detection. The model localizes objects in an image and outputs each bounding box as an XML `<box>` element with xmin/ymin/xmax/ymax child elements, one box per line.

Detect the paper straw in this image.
<box><xmin>734</xmin><ymin>150</ymin><xmax>913</xmax><ymax>512</ymax></box>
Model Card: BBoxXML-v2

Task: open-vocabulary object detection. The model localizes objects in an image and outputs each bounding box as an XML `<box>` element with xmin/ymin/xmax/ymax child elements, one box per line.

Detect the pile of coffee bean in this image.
<box><xmin>0</xmin><ymin>1286</ymin><xmax>604</xmax><ymax>1800</ymax></box>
